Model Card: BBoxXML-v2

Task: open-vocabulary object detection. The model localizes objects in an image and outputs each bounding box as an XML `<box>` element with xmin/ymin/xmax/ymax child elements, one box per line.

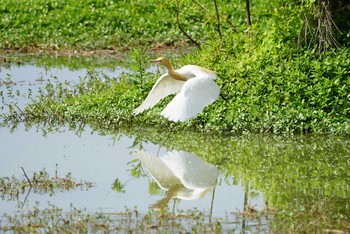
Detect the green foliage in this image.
<box><xmin>0</xmin><ymin>0</ymin><xmax>182</xmax><ymax>50</ymax></box>
<box><xmin>0</xmin><ymin>0</ymin><xmax>281</xmax><ymax>51</ymax></box>
<box><xmin>181</xmin><ymin>27</ymin><xmax>350</xmax><ymax>134</ymax></box>
<box><xmin>1</xmin><ymin>0</ymin><xmax>349</xmax><ymax>51</ymax></box>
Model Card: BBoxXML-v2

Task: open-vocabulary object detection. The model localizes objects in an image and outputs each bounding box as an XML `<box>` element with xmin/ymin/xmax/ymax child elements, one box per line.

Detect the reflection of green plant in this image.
<box><xmin>111</xmin><ymin>178</ymin><xmax>126</xmax><ymax>194</ymax></box>
<box><xmin>273</xmin><ymin>197</ymin><xmax>350</xmax><ymax>233</ymax></box>
<box><xmin>148</xmin><ymin>180</ymin><xmax>161</xmax><ymax>196</ymax></box>
<box><xmin>0</xmin><ymin>168</ymin><xmax>93</xmax><ymax>200</ymax></box>
<box><xmin>0</xmin><ymin>203</ymin><xmax>236</xmax><ymax>233</ymax></box>
<box><xmin>249</xmin><ymin>191</ymin><xmax>260</xmax><ymax>199</ymax></box>
<box><xmin>127</xmin><ymin>159</ymin><xmax>143</xmax><ymax>178</ymax></box>
<box><xmin>111</xmin><ymin>126</ymin><xmax>350</xmax><ymax>231</ymax></box>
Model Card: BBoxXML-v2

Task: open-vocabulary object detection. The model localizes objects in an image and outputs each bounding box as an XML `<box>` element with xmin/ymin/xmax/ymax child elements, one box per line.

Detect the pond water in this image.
<box><xmin>1</xmin><ymin>124</ymin><xmax>264</xmax><ymax>216</ymax></box>
<box><xmin>0</xmin><ymin>60</ymin><xmax>127</xmax><ymax>110</ymax></box>
<box><xmin>0</xmin><ymin>55</ymin><xmax>349</xmax><ymax>232</ymax></box>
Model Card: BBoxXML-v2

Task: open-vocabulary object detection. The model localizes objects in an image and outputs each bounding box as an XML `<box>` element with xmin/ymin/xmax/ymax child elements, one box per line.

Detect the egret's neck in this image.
<box><xmin>164</xmin><ymin>63</ymin><xmax>187</xmax><ymax>81</ymax></box>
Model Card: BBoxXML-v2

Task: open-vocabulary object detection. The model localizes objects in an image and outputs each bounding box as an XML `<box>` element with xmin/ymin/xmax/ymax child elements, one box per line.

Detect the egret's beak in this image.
<box><xmin>150</xmin><ymin>59</ymin><xmax>161</xmax><ymax>63</ymax></box>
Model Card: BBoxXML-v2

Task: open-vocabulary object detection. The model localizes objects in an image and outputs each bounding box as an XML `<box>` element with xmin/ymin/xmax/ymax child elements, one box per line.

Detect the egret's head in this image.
<box><xmin>150</xmin><ymin>57</ymin><xmax>171</xmax><ymax>68</ymax></box>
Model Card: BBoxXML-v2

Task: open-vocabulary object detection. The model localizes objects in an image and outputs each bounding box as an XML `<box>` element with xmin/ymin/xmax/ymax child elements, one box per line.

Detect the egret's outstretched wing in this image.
<box><xmin>133</xmin><ymin>74</ymin><xmax>185</xmax><ymax>115</ymax></box>
<box><xmin>133</xmin><ymin>150</ymin><xmax>180</xmax><ymax>190</ymax></box>
<box><xmin>161</xmin><ymin>76</ymin><xmax>220</xmax><ymax>122</ymax></box>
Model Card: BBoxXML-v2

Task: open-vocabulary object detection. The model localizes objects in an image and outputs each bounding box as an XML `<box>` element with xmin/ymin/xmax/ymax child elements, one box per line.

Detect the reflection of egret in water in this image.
<box><xmin>134</xmin><ymin>149</ymin><xmax>219</xmax><ymax>210</ymax></box>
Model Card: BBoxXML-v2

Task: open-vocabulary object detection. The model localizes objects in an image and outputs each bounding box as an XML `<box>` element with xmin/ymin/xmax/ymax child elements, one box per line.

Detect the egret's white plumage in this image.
<box><xmin>133</xmin><ymin>57</ymin><xmax>220</xmax><ymax>122</ymax></box>
<box><xmin>134</xmin><ymin>149</ymin><xmax>219</xmax><ymax>203</ymax></box>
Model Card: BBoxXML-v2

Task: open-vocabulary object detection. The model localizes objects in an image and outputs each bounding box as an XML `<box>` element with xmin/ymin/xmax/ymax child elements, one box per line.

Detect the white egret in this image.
<box><xmin>134</xmin><ymin>149</ymin><xmax>219</xmax><ymax>209</ymax></box>
<box><xmin>133</xmin><ymin>57</ymin><xmax>220</xmax><ymax>122</ymax></box>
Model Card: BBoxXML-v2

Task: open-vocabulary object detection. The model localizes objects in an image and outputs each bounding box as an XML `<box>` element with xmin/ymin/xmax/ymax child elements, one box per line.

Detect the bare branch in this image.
<box><xmin>226</xmin><ymin>16</ymin><xmax>238</xmax><ymax>33</ymax></box>
<box><xmin>191</xmin><ymin>0</ymin><xmax>208</xmax><ymax>12</ymax></box>
<box><xmin>213</xmin><ymin>0</ymin><xmax>222</xmax><ymax>37</ymax></box>
<box><xmin>246</xmin><ymin>0</ymin><xmax>252</xmax><ymax>28</ymax></box>
<box><xmin>175</xmin><ymin>0</ymin><xmax>200</xmax><ymax>47</ymax></box>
